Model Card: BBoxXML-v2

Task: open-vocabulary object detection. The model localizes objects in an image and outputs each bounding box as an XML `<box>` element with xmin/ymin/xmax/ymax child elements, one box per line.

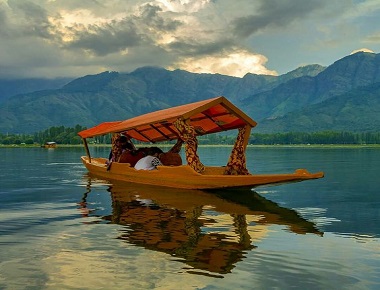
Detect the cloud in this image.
<box><xmin>0</xmin><ymin>0</ymin><xmax>378</xmax><ymax>79</ymax></box>
<box><xmin>231</xmin><ymin>0</ymin><xmax>327</xmax><ymax>38</ymax></box>
<box><xmin>62</xmin><ymin>20</ymin><xmax>144</xmax><ymax>56</ymax></box>
<box><xmin>350</xmin><ymin>48</ymin><xmax>375</xmax><ymax>54</ymax></box>
<box><xmin>365</xmin><ymin>32</ymin><xmax>380</xmax><ymax>43</ymax></box>
<box><xmin>0</xmin><ymin>0</ymin><xmax>52</xmax><ymax>38</ymax></box>
<box><xmin>170</xmin><ymin>49</ymin><xmax>277</xmax><ymax>77</ymax></box>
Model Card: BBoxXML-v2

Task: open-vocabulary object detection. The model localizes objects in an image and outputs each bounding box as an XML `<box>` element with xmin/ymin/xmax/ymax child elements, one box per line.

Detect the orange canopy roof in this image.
<box><xmin>78</xmin><ymin>96</ymin><xmax>257</xmax><ymax>142</ymax></box>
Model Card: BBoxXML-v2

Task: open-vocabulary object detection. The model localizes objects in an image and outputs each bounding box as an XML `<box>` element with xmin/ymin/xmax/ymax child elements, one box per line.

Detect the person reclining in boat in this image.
<box><xmin>119</xmin><ymin>147</ymin><xmax>148</xmax><ymax>167</ymax></box>
<box><xmin>124</xmin><ymin>148</ymin><xmax>182</xmax><ymax>168</ymax></box>
<box><xmin>134</xmin><ymin>147</ymin><xmax>163</xmax><ymax>170</ymax></box>
<box><xmin>159</xmin><ymin>152</ymin><xmax>182</xmax><ymax>166</ymax></box>
<box><xmin>108</xmin><ymin>135</ymin><xmax>134</xmax><ymax>163</ymax></box>
<box><xmin>106</xmin><ymin>135</ymin><xmax>134</xmax><ymax>169</ymax></box>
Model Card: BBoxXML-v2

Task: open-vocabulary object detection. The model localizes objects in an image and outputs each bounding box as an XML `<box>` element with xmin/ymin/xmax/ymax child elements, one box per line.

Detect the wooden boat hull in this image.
<box><xmin>81</xmin><ymin>156</ymin><xmax>324</xmax><ymax>190</ymax></box>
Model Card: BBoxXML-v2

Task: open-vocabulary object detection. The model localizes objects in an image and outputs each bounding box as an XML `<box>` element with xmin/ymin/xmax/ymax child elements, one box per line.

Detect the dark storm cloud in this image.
<box><xmin>64</xmin><ymin>3</ymin><xmax>182</xmax><ymax>56</ymax></box>
<box><xmin>6</xmin><ymin>0</ymin><xmax>53</xmax><ymax>39</ymax></box>
<box><xmin>139</xmin><ymin>3</ymin><xmax>182</xmax><ymax>31</ymax></box>
<box><xmin>65</xmin><ymin>20</ymin><xmax>144</xmax><ymax>56</ymax></box>
<box><xmin>232</xmin><ymin>0</ymin><xmax>327</xmax><ymax>38</ymax></box>
<box><xmin>168</xmin><ymin>37</ymin><xmax>236</xmax><ymax>57</ymax></box>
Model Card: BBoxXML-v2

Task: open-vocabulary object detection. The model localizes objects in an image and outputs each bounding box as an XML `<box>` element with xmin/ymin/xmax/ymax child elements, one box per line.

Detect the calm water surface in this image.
<box><xmin>0</xmin><ymin>146</ymin><xmax>379</xmax><ymax>289</ymax></box>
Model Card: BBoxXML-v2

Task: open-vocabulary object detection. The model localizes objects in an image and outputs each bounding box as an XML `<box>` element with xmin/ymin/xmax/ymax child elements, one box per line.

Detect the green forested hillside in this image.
<box><xmin>0</xmin><ymin>78</ymin><xmax>72</xmax><ymax>103</ymax></box>
<box><xmin>0</xmin><ymin>52</ymin><xmax>379</xmax><ymax>134</ymax></box>
<box><xmin>242</xmin><ymin>52</ymin><xmax>380</xmax><ymax>121</ymax></box>
<box><xmin>0</xmin><ymin>65</ymin><xmax>323</xmax><ymax>133</ymax></box>
<box><xmin>256</xmin><ymin>82</ymin><xmax>380</xmax><ymax>133</ymax></box>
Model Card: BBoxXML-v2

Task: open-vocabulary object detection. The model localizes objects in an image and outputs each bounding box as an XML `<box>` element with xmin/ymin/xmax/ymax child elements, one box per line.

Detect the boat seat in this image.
<box><xmin>160</xmin><ymin>152</ymin><xmax>182</xmax><ymax>166</ymax></box>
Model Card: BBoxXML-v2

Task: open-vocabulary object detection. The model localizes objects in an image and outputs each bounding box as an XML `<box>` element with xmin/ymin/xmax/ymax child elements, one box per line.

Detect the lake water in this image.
<box><xmin>0</xmin><ymin>146</ymin><xmax>379</xmax><ymax>289</ymax></box>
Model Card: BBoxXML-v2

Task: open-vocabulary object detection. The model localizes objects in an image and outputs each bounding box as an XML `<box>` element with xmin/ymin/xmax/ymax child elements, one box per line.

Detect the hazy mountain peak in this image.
<box><xmin>63</xmin><ymin>71</ymin><xmax>119</xmax><ymax>92</ymax></box>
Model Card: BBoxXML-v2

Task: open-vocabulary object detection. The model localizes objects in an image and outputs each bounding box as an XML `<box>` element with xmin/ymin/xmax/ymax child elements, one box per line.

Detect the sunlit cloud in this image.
<box><xmin>350</xmin><ymin>48</ymin><xmax>375</xmax><ymax>54</ymax></box>
<box><xmin>155</xmin><ymin>0</ymin><xmax>210</xmax><ymax>13</ymax></box>
<box><xmin>170</xmin><ymin>49</ymin><xmax>277</xmax><ymax>77</ymax></box>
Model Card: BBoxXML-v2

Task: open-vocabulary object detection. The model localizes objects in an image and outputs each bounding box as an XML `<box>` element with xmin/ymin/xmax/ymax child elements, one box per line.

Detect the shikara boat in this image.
<box><xmin>78</xmin><ymin>96</ymin><xmax>323</xmax><ymax>189</ymax></box>
<box><xmin>42</xmin><ymin>141</ymin><xmax>57</xmax><ymax>148</ymax></box>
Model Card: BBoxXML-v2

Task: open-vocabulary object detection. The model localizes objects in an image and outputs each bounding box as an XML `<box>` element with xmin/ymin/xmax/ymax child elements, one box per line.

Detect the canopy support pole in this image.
<box><xmin>224</xmin><ymin>125</ymin><xmax>251</xmax><ymax>175</ymax></box>
<box><xmin>82</xmin><ymin>138</ymin><xmax>91</xmax><ymax>163</ymax></box>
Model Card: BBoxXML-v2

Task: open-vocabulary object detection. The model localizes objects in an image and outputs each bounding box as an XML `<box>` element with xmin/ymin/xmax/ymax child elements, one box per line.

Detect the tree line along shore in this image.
<box><xmin>1</xmin><ymin>125</ymin><xmax>380</xmax><ymax>146</ymax></box>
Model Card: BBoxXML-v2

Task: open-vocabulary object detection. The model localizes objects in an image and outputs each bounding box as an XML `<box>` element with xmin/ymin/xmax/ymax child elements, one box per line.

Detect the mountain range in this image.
<box><xmin>0</xmin><ymin>51</ymin><xmax>379</xmax><ymax>134</ymax></box>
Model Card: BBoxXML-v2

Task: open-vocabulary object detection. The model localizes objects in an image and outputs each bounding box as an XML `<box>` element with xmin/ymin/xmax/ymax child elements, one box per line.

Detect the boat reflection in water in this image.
<box><xmin>80</xmin><ymin>174</ymin><xmax>323</xmax><ymax>277</ymax></box>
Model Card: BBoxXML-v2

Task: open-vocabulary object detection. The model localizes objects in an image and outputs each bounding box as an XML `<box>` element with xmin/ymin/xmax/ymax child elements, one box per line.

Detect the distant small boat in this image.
<box><xmin>42</xmin><ymin>141</ymin><xmax>57</xmax><ymax>148</ymax></box>
<box><xmin>78</xmin><ymin>96</ymin><xmax>324</xmax><ymax>189</ymax></box>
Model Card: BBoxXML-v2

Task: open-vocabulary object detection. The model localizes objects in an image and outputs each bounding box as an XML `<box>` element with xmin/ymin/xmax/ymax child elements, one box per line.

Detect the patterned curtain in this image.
<box><xmin>174</xmin><ymin>118</ymin><xmax>205</xmax><ymax>173</ymax></box>
<box><xmin>111</xmin><ymin>134</ymin><xmax>123</xmax><ymax>162</ymax></box>
<box><xmin>224</xmin><ymin>126</ymin><xmax>251</xmax><ymax>175</ymax></box>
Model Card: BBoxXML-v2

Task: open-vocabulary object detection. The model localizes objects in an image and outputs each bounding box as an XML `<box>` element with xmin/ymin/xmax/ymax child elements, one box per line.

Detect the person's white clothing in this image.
<box><xmin>134</xmin><ymin>155</ymin><xmax>162</xmax><ymax>170</ymax></box>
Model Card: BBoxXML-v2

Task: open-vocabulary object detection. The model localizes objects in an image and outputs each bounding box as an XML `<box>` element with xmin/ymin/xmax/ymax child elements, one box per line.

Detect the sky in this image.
<box><xmin>0</xmin><ymin>0</ymin><xmax>379</xmax><ymax>79</ymax></box>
